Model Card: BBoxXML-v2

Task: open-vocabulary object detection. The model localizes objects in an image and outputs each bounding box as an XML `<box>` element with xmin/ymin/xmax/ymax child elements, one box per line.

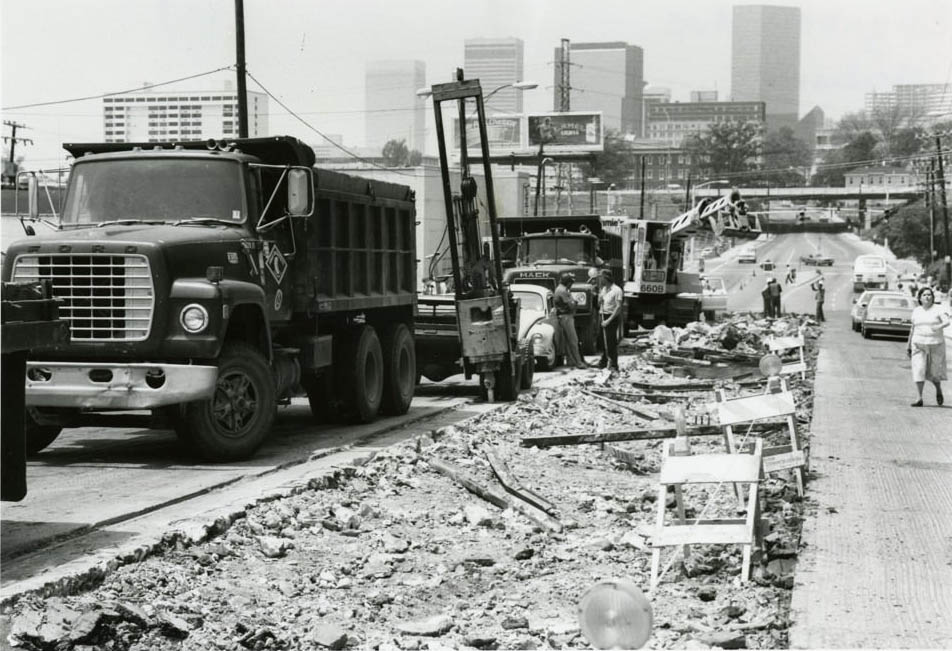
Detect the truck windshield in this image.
<box><xmin>523</xmin><ymin>238</ymin><xmax>594</xmax><ymax>265</ymax></box>
<box><xmin>62</xmin><ymin>158</ymin><xmax>243</xmax><ymax>226</ymax></box>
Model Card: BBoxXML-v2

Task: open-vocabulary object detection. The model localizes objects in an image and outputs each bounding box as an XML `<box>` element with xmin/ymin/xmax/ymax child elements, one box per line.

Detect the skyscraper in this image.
<box><xmin>731</xmin><ymin>5</ymin><xmax>801</xmax><ymax>132</ymax></box>
<box><xmin>553</xmin><ymin>42</ymin><xmax>644</xmax><ymax>136</ymax></box>
<box><xmin>464</xmin><ymin>37</ymin><xmax>525</xmax><ymax>114</ymax></box>
<box><xmin>365</xmin><ymin>60</ymin><xmax>426</xmax><ymax>155</ymax></box>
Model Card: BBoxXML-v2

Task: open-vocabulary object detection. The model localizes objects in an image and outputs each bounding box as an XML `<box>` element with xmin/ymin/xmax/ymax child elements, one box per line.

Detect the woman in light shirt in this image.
<box><xmin>906</xmin><ymin>287</ymin><xmax>951</xmax><ymax>406</ymax></box>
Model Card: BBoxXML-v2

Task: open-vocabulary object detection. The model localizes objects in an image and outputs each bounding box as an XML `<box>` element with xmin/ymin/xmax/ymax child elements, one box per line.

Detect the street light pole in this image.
<box><xmin>234</xmin><ymin>0</ymin><xmax>249</xmax><ymax>138</ymax></box>
<box><xmin>936</xmin><ymin>136</ymin><xmax>950</xmax><ymax>288</ymax></box>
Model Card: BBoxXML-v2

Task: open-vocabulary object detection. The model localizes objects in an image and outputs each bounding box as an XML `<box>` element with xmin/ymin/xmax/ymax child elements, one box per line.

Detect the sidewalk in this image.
<box><xmin>789</xmin><ymin>314</ymin><xmax>952</xmax><ymax>648</ymax></box>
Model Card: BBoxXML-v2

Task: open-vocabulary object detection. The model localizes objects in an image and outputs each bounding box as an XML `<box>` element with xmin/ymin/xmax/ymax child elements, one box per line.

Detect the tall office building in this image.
<box><xmin>645</xmin><ymin>101</ymin><xmax>766</xmax><ymax>146</ymax></box>
<box><xmin>553</xmin><ymin>41</ymin><xmax>645</xmax><ymax>136</ymax></box>
<box><xmin>731</xmin><ymin>5</ymin><xmax>801</xmax><ymax>132</ymax></box>
<box><xmin>102</xmin><ymin>84</ymin><xmax>268</xmax><ymax>142</ymax></box>
<box><xmin>464</xmin><ymin>37</ymin><xmax>525</xmax><ymax>114</ymax></box>
<box><xmin>365</xmin><ymin>60</ymin><xmax>426</xmax><ymax>155</ymax></box>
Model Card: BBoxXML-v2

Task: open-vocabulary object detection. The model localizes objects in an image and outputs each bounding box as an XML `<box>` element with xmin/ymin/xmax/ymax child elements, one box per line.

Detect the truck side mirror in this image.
<box><xmin>287</xmin><ymin>168</ymin><xmax>311</xmax><ymax>216</ymax></box>
<box><xmin>27</xmin><ymin>175</ymin><xmax>39</xmax><ymax>220</ymax></box>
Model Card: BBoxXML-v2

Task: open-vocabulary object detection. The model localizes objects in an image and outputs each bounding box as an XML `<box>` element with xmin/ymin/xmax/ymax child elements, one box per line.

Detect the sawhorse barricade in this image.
<box><xmin>767</xmin><ymin>334</ymin><xmax>807</xmax><ymax>380</ymax></box>
<box><xmin>649</xmin><ymin>437</ymin><xmax>763</xmax><ymax>591</ymax></box>
<box><xmin>715</xmin><ymin>384</ymin><xmax>805</xmax><ymax>496</ymax></box>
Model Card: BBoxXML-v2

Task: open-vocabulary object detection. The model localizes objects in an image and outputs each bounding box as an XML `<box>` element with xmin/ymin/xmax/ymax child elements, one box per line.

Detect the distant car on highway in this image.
<box><xmin>861</xmin><ymin>293</ymin><xmax>915</xmax><ymax>339</ymax></box>
<box><xmin>850</xmin><ymin>290</ymin><xmax>901</xmax><ymax>332</ymax></box>
<box><xmin>511</xmin><ymin>284</ymin><xmax>558</xmax><ymax>371</ymax></box>
<box><xmin>737</xmin><ymin>251</ymin><xmax>757</xmax><ymax>264</ymax></box>
<box><xmin>801</xmin><ymin>253</ymin><xmax>834</xmax><ymax>266</ymax></box>
<box><xmin>760</xmin><ymin>258</ymin><xmax>775</xmax><ymax>271</ymax></box>
<box><xmin>699</xmin><ymin>247</ymin><xmax>717</xmax><ymax>259</ymax></box>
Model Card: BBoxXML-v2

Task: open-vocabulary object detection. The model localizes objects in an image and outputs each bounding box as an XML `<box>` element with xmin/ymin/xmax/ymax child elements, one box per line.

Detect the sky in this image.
<box><xmin>2</xmin><ymin>0</ymin><xmax>951</xmax><ymax>170</ymax></box>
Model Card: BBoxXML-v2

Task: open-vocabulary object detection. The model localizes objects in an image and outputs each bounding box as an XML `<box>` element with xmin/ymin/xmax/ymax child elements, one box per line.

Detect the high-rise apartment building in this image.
<box><xmin>864</xmin><ymin>83</ymin><xmax>952</xmax><ymax>123</ymax></box>
<box><xmin>365</xmin><ymin>60</ymin><xmax>426</xmax><ymax>155</ymax></box>
<box><xmin>731</xmin><ymin>5</ymin><xmax>801</xmax><ymax>132</ymax></box>
<box><xmin>464</xmin><ymin>37</ymin><xmax>525</xmax><ymax>114</ymax></box>
<box><xmin>690</xmin><ymin>91</ymin><xmax>719</xmax><ymax>103</ymax></box>
<box><xmin>553</xmin><ymin>41</ymin><xmax>645</xmax><ymax>136</ymax></box>
<box><xmin>102</xmin><ymin>85</ymin><xmax>268</xmax><ymax>143</ymax></box>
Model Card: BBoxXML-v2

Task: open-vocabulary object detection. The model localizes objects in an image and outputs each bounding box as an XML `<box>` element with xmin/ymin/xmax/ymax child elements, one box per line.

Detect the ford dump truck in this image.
<box><xmin>4</xmin><ymin>137</ymin><xmax>417</xmax><ymax>461</ymax></box>
<box><xmin>497</xmin><ymin>214</ymin><xmax>625</xmax><ymax>354</ymax></box>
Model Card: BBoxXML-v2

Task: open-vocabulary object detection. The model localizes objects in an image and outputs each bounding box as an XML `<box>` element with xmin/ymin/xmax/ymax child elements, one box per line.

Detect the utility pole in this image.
<box><xmin>936</xmin><ymin>135</ymin><xmax>950</xmax><ymax>288</ymax></box>
<box><xmin>235</xmin><ymin>0</ymin><xmax>249</xmax><ymax>138</ymax></box>
<box><xmin>3</xmin><ymin>121</ymin><xmax>32</xmax><ymax>185</ymax></box>
<box><xmin>555</xmin><ymin>38</ymin><xmax>572</xmax><ymax>213</ymax></box>
<box><xmin>928</xmin><ymin>161</ymin><xmax>936</xmax><ymax>265</ymax></box>
<box><xmin>639</xmin><ymin>156</ymin><xmax>646</xmax><ymax>219</ymax></box>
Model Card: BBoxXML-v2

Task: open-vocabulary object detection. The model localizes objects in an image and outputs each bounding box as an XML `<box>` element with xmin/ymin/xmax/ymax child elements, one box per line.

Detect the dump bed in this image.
<box><xmin>303</xmin><ymin>169</ymin><xmax>417</xmax><ymax>314</ymax></box>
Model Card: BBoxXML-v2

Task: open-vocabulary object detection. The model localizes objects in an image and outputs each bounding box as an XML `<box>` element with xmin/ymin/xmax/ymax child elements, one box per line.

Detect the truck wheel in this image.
<box><xmin>520</xmin><ymin>342</ymin><xmax>534</xmax><ymax>390</ymax></box>
<box><xmin>185</xmin><ymin>342</ymin><xmax>276</xmax><ymax>461</ymax></box>
<box><xmin>25</xmin><ymin>408</ymin><xmax>62</xmax><ymax>455</ymax></box>
<box><xmin>380</xmin><ymin>323</ymin><xmax>415</xmax><ymax>415</ymax></box>
<box><xmin>342</xmin><ymin>325</ymin><xmax>384</xmax><ymax>423</ymax></box>
<box><xmin>580</xmin><ymin>314</ymin><xmax>599</xmax><ymax>355</ymax></box>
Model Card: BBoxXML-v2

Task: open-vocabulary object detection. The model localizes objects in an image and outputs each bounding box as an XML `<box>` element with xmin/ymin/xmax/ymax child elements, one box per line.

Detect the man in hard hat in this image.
<box><xmin>810</xmin><ymin>272</ymin><xmax>826</xmax><ymax>322</ymax></box>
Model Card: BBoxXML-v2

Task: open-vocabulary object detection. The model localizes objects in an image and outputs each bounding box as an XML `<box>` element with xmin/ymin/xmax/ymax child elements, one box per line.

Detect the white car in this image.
<box><xmin>510</xmin><ymin>284</ymin><xmax>559</xmax><ymax>371</ymax></box>
<box><xmin>737</xmin><ymin>250</ymin><xmax>757</xmax><ymax>264</ymax></box>
<box><xmin>850</xmin><ymin>290</ymin><xmax>901</xmax><ymax>332</ymax></box>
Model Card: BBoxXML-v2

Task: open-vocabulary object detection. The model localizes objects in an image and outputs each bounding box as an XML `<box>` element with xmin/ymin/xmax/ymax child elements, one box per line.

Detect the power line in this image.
<box><xmin>245</xmin><ymin>70</ymin><xmax>417</xmax><ymax>177</ymax></box>
<box><xmin>1</xmin><ymin>67</ymin><xmax>236</xmax><ymax>111</ymax></box>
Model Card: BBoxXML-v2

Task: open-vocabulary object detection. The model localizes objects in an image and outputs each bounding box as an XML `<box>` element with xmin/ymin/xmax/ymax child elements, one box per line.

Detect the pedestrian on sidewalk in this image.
<box><xmin>597</xmin><ymin>269</ymin><xmax>623</xmax><ymax>371</ymax></box>
<box><xmin>906</xmin><ymin>286</ymin><xmax>950</xmax><ymax>407</ymax></box>
<box><xmin>553</xmin><ymin>273</ymin><xmax>587</xmax><ymax>369</ymax></box>
<box><xmin>810</xmin><ymin>273</ymin><xmax>826</xmax><ymax>322</ymax></box>
<box><xmin>768</xmin><ymin>276</ymin><xmax>783</xmax><ymax>316</ymax></box>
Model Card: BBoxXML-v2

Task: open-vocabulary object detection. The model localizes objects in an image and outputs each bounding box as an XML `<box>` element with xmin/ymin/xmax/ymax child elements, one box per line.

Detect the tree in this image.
<box><xmin>876</xmin><ymin>202</ymin><xmax>935</xmax><ymax>265</ymax></box>
<box><xmin>407</xmin><ymin>149</ymin><xmax>423</xmax><ymax>166</ymax></box>
<box><xmin>813</xmin><ymin>131</ymin><xmax>879</xmax><ymax>186</ymax></box>
<box><xmin>381</xmin><ymin>139</ymin><xmax>410</xmax><ymax>167</ymax></box>
<box><xmin>578</xmin><ymin>129</ymin><xmax>635</xmax><ymax>188</ymax></box>
<box><xmin>751</xmin><ymin>126</ymin><xmax>814</xmax><ymax>186</ymax></box>
<box><xmin>684</xmin><ymin>120</ymin><xmax>763</xmax><ymax>179</ymax></box>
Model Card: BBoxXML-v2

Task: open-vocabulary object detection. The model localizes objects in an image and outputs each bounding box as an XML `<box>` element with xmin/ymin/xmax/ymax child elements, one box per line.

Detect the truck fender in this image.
<box><xmin>171</xmin><ymin>279</ymin><xmax>272</xmax><ymax>361</ymax></box>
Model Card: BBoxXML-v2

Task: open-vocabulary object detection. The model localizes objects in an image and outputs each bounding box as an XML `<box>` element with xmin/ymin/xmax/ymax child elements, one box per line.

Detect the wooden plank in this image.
<box><xmin>582</xmin><ymin>389</ymin><xmax>661</xmax><ymax>420</ymax></box>
<box><xmin>588</xmin><ymin>388</ymin><xmax>709</xmax><ymax>403</ymax></box>
<box><xmin>768</xmin><ymin>335</ymin><xmax>805</xmax><ymax>351</ymax></box>
<box><xmin>780</xmin><ymin>362</ymin><xmax>807</xmax><ymax>375</ymax></box>
<box><xmin>762</xmin><ymin>447</ymin><xmax>806</xmax><ymax>474</ymax></box>
<box><xmin>659</xmin><ymin>453</ymin><xmax>762</xmax><ymax>485</ymax></box>
<box><xmin>520</xmin><ymin>420</ymin><xmax>789</xmax><ymax>448</ymax></box>
<box><xmin>630</xmin><ymin>380</ymin><xmax>716</xmax><ymax>392</ymax></box>
<box><xmin>653</xmin><ymin>523</ymin><xmax>752</xmax><ymax>546</ymax></box>
<box><xmin>485</xmin><ymin>448</ymin><xmax>558</xmax><ymax>516</ymax></box>
<box><xmin>603</xmin><ymin>444</ymin><xmax>645</xmax><ymax>468</ymax></box>
<box><xmin>717</xmin><ymin>392</ymin><xmax>796</xmax><ymax>425</ymax></box>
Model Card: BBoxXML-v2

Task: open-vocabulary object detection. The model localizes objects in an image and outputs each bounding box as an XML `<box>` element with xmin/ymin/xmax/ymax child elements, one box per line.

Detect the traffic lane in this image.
<box><xmin>1</xmin><ymin>394</ymin><xmax>470</xmax><ymax>564</ymax></box>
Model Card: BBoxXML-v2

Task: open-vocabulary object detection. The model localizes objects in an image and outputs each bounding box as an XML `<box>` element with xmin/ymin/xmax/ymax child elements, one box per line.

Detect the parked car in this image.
<box><xmin>760</xmin><ymin>258</ymin><xmax>775</xmax><ymax>271</ymax></box>
<box><xmin>699</xmin><ymin>247</ymin><xmax>717</xmax><ymax>259</ymax></box>
<box><xmin>862</xmin><ymin>293</ymin><xmax>916</xmax><ymax>339</ymax></box>
<box><xmin>850</xmin><ymin>290</ymin><xmax>901</xmax><ymax>332</ymax></box>
<box><xmin>737</xmin><ymin>251</ymin><xmax>757</xmax><ymax>264</ymax></box>
<box><xmin>510</xmin><ymin>284</ymin><xmax>558</xmax><ymax>370</ymax></box>
<box><xmin>801</xmin><ymin>253</ymin><xmax>834</xmax><ymax>266</ymax></box>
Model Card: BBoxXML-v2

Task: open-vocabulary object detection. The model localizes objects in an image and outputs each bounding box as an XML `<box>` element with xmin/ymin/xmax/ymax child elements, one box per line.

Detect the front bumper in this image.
<box><xmin>863</xmin><ymin>321</ymin><xmax>911</xmax><ymax>335</ymax></box>
<box><xmin>25</xmin><ymin>362</ymin><xmax>218</xmax><ymax>409</ymax></box>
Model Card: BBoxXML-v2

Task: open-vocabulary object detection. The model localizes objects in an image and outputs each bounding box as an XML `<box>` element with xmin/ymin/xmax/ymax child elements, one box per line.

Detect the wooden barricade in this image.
<box><xmin>767</xmin><ymin>334</ymin><xmax>807</xmax><ymax>380</ymax></box>
<box><xmin>715</xmin><ymin>386</ymin><xmax>805</xmax><ymax>496</ymax></box>
<box><xmin>649</xmin><ymin>438</ymin><xmax>763</xmax><ymax>591</ymax></box>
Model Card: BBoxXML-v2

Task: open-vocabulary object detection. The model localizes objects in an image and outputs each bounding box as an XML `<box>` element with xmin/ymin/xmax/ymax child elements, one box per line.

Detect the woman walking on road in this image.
<box><xmin>907</xmin><ymin>286</ymin><xmax>951</xmax><ymax>406</ymax></box>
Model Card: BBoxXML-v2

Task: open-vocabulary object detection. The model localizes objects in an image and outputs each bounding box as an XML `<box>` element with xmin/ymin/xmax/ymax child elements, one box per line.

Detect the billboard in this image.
<box><xmin>453</xmin><ymin>115</ymin><xmax>522</xmax><ymax>156</ymax></box>
<box><xmin>527</xmin><ymin>112</ymin><xmax>603</xmax><ymax>152</ymax></box>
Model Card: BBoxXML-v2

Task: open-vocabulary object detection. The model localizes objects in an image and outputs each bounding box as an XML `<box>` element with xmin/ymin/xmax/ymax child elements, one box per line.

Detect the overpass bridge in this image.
<box><xmin>693</xmin><ymin>185</ymin><xmax>925</xmax><ymax>201</ymax></box>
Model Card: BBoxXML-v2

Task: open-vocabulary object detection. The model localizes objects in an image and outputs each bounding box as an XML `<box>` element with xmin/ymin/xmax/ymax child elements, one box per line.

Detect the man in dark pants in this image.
<box><xmin>811</xmin><ymin>274</ymin><xmax>826</xmax><ymax>322</ymax></box>
<box><xmin>597</xmin><ymin>270</ymin><xmax>623</xmax><ymax>371</ymax></box>
<box><xmin>768</xmin><ymin>277</ymin><xmax>782</xmax><ymax>317</ymax></box>
<box><xmin>554</xmin><ymin>273</ymin><xmax>587</xmax><ymax>369</ymax></box>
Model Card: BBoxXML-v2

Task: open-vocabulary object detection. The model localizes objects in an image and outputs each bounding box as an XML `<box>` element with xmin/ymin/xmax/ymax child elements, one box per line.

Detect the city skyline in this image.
<box><xmin>364</xmin><ymin>60</ymin><xmax>426</xmax><ymax>154</ymax></box>
<box><xmin>2</xmin><ymin>0</ymin><xmax>950</xmax><ymax>169</ymax></box>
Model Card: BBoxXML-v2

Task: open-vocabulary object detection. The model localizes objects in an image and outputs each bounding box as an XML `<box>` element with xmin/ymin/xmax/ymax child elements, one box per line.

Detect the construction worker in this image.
<box><xmin>597</xmin><ymin>270</ymin><xmax>623</xmax><ymax>371</ymax></box>
<box><xmin>811</xmin><ymin>273</ymin><xmax>826</xmax><ymax>322</ymax></box>
<box><xmin>554</xmin><ymin>273</ymin><xmax>587</xmax><ymax>369</ymax></box>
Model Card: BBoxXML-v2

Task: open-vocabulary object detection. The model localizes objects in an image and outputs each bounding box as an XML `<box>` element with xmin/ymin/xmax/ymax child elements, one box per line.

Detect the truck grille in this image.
<box><xmin>11</xmin><ymin>253</ymin><xmax>154</xmax><ymax>341</ymax></box>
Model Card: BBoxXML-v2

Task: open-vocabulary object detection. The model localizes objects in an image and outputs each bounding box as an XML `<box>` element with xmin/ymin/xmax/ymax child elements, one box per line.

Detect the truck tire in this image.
<box><xmin>519</xmin><ymin>342</ymin><xmax>534</xmax><ymax>390</ymax></box>
<box><xmin>25</xmin><ymin>408</ymin><xmax>62</xmax><ymax>455</ymax></box>
<box><xmin>380</xmin><ymin>323</ymin><xmax>415</xmax><ymax>416</ymax></box>
<box><xmin>184</xmin><ymin>342</ymin><xmax>276</xmax><ymax>462</ymax></box>
<box><xmin>580</xmin><ymin>313</ymin><xmax>599</xmax><ymax>355</ymax></box>
<box><xmin>342</xmin><ymin>325</ymin><xmax>384</xmax><ymax>423</ymax></box>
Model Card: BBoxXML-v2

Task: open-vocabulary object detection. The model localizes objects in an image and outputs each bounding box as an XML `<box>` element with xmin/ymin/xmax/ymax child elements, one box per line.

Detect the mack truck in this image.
<box><xmin>4</xmin><ymin>137</ymin><xmax>418</xmax><ymax>461</ymax></box>
<box><xmin>497</xmin><ymin>214</ymin><xmax>625</xmax><ymax>354</ymax></box>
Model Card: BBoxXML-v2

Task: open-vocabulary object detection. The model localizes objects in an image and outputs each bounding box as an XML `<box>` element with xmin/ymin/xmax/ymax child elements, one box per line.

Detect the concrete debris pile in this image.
<box><xmin>4</xmin><ymin>330</ymin><xmax>820</xmax><ymax>651</ymax></box>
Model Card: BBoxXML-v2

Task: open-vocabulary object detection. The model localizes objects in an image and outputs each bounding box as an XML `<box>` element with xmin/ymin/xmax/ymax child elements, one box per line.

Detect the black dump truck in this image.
<box><xmin>3</xmin><ymin>137</ymin><xmax>418</xmax><ymax>461</ymax></box>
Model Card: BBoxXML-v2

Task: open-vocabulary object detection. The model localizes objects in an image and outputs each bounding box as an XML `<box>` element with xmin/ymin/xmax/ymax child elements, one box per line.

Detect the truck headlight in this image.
<box><xmin>180</xmin><ymin>304</ymin><xmax>209</xmax><ymax>333</ymax></box>
<box><xmin>571</xmin><ymin>292</ymin><xmax>587</xmax><ymax>306</ymax></box>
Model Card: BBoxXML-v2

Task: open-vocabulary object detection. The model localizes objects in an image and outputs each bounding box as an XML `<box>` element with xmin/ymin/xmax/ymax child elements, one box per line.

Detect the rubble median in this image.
<box><xmin>3</xmin><ymin>313</ymin><xmax>821</xmax><ymax>651</ymax></box>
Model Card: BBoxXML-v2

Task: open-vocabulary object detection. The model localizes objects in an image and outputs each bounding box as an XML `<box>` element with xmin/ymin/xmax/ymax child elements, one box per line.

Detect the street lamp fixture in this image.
<box><xmin>416</xmin><ymin>80</ymin><xmax>538</xmax><ymax>101</ymax></box>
